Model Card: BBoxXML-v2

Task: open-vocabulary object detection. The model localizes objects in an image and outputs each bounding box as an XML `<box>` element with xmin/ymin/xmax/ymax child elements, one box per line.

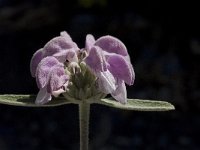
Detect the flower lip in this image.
<box><xmin>36</xmin><ymin>56</ymin><xmax>62</xmax><ymax>89</ymax></box>
<box><xmin>30</xmin><ymin>31</ymin><xmax>79</xmax><ymax>77</ymax></box>
<box><xmin>95</xmin><ymin>35</ymin><xmax>128</xmax><ymax>56</ymax></box>
<box><xmin>43</xmin><ymin>36</ymin><xmax>78</xmax><ymax>57</ymax></box>
<box><xmin>35</xmin><ymin>56</ymin><xmax>69</xmax><ymax>104</ymax></box>
<box><xmin>85</xmin><ymin>34</ymin><xmax>95</xmax><ymax>51</ymax></box>
<box><xmin>107</xmin><ymin>54</ymin><xmax>134</xmax><ymax>85</ymax></box>
<box><xmin>30</xmin><ymin>48</ymin><xmax>44</xmax><ymax>77</ymax></box>
<box><xmin>35</xmin><ymin>86</ymin><xmax>52</xmax><ymax>105</ymax></box>
<box><xmin>85</xmin><ymin>46</ymin><xmax>107</xmax><ymax>72</ymax></box>
<box><xmin>47</xmin><ymin>65</ymin><xmax>69</xmax><ymax>93</ymax></box>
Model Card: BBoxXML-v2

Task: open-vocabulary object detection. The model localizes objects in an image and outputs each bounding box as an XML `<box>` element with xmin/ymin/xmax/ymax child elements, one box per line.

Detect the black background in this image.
<box><xmin>0</xmin><ymin>1</ymin><xmax>200</xmax><ymax>149</ymax></box>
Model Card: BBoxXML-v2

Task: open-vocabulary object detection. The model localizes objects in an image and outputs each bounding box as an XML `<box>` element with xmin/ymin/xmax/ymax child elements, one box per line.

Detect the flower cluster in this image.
<box><xmin>30</xmin><ymin>32</ymin><xmax>135</xmax><ymax>104</ymax></box>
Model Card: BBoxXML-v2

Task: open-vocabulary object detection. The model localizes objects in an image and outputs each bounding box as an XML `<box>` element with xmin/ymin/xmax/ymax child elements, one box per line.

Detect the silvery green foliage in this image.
<box><xmin>0</xmin><ymin>95</ymin><xmax>174</xmax><ymax>111</ymax></box>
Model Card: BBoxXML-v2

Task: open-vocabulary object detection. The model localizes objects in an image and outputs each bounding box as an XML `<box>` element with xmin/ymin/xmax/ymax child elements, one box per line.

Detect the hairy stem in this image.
<box><xmin>79</xmin><ymin>102</ymin><xmax>90</xmax><ymax>150</ymax></box>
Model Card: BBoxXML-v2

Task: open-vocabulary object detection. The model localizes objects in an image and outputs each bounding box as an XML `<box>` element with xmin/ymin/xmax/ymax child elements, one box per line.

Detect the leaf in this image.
<box><xmin>96</xmin><ymin>98</ymin><xmax>175</xmax><ymax>111</ymax></box>
<box><xmin>0</xmin><ymin>94</ymin><xmax>72</xmax><ymax>107</ymax></box>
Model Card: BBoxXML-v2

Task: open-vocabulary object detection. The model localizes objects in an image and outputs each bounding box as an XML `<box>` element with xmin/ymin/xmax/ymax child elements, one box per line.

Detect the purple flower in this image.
<box><xmin>30</xmin><ymin>31</ymin><xmax>78</xmax><ymax>78</ymax></box>
<box><xmin>30</xmin><ymin>31</ymin><xmax>135</xmax><ymax>105</ymax></box>
<box><xmin>85</xmin><ymin>34</ymin><xmax>135</xmax><ymax>104</ymax></box>
<box><xmin>35</xmin><ymin>56</ymin><xmax>69</xmax><ymax>104</ymax></box>
<box><xmin>30</xmin><ymin>32</ymin><xmax>78</xmax><ymax>104</ymax></box>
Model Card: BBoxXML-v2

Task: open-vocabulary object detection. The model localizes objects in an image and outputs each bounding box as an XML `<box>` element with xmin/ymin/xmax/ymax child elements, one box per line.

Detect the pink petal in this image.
<box><xmin>111</xmin><ymin>80</ymin><xmax>127</xmax><ymax>104</ymax></box>
<box><xmin>53</xmin><ymin>48</ymin><xmax>78</xmax><ymax>63</ymax></box>
<box><xmin>97</xmin><ymin>70</ymin><xmax>116</xmax><ymax>94</ymax></box>
<box><xmin>60</xmin><ymin>31</ymin><xmax>73</xmax><ymax>41</ymax></box>
<box><xmin>95</xmin><ymin>35</ymin><xmax>128</xmax><ymax>56</ymax></box>
<box><xmin>30</xmin><ymin>48</ymin><xmax>43</xmax><ymax>77</ymax></box>
<box><xmin>85</xmin><ymin>34</ymin><xmax>95</xmax><ymax>51</ymax></box>
<box><xmin>85</xmin><ymin>46</ymin><xmax>107</xmax><ymax>72</ymax></box>
<box><xmin>43</xmin><ymin>36</ymin><xmax>78</xmax><ymax>57</ymax></box>
<box><xmin>47</xmin><ymin>65</ymin><xmax>69</xmax><ymax>93</ymax></box>
<box><xmin>35</xmin><ymin>86</ymin><xmax>52</xmax><ymax>105</ymax></box>
<box><xmin>60</xmin><ymin>31</ymin><xmax>79</xmax><ymax>49</ymax></box>
<box><xmin>36</xmin><ymin>57</ymin><xmax>62</xmax><ymax>88</ymax></box>
<box><xmin>107</xmin><ymin>54</ymin><xmax>134</xmax><ymax>85</ymax></box>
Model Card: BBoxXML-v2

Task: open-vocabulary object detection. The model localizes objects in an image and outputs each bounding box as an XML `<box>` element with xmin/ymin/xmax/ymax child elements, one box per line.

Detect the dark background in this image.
<box><xmin>0</xmin><ymin>0</ymin><xmax>200</xmax><ymax>149</ymax></box>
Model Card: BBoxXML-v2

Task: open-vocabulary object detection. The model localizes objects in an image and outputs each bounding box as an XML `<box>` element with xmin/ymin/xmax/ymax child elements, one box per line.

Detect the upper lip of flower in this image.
<box><xmin>85</xmin><ymin>34</ymin><xmax>135</xmax><ymax>85</ymax></box>
<box><xmin>30</xmin><ymin>31</ymin><xmax>79</xmax><ymax>78</ymax></box>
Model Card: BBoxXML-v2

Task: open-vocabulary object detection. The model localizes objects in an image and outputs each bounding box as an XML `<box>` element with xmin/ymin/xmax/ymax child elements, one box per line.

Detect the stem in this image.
<box><xmin>79</xmin><ymin>102</ymin><xmax>90</xmax><ymax>150</ymax></box>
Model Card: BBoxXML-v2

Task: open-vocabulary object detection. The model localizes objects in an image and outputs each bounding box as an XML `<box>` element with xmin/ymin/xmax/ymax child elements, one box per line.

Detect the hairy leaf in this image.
<box><xmin>0</xmin><ymin>94</ymin><xmax>72</xmax><ymax>107</ymax></box>
<box><xmin>96</xmin><ymin>98</ymin><xmax>175</xmax><ymax>111</ymax></box>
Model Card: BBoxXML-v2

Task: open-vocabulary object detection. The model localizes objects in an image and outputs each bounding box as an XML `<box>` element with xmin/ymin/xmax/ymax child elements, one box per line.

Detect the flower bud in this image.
<box><xmin>63</xmin><ymin>62</ymin><xmax>106</xmax><ymax>102</ymax></box>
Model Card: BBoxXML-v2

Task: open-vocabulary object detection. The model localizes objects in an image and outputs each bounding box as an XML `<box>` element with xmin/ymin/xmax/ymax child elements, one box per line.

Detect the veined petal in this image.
<box><xmin>129</xmin><ymin>63</ymin><xmax>135</xmax><ymax>85</ymax></box>
<box><xmin>36</xmin><ymin>57</ymin><xmax>62</xmax><ymax>88</ymax></box>
<box><xmin>47</xmin><ymin>65</ymin><xmax>69</xmax><ymax>93</ymax></box>
<box><xmin>36</xmin><ymin>67</ymin><xmax>50</xmax><ymax>89</ymax></box>
<box><xmin>107</xmin><ymin>54</ymin><xmax>134</xmax><ymax>85</ymax></box>
<box><xmin>43</xmin><ymin>36</ymin><xmax>78</xmax><ymax>57</ymax></box>
<box><xmin>60</xmin><ymin>31</ymin><xmax>73</xmax><ymax>41</ymax></box>
<box><xmin>35</xmin><ymin>86</ymin><xmax>52</xmax><ymax>105</ymax></box>
<box><xmin>60</xmin><ymin>31</ymin><xmax>79</xmax><ymax>49</ymax></box>
<box><xmin>85</xmin><ymin>46</ymin><xmax>107</xmax><ymax>72</ymax></box>
<box><xmin>111</xmin><ymin>80</ymin><xmax>127</xmax><ymax>104</ymax></box>
<box><xmin>30</xmin><ymin>48</ymin><xmax>43</xmax><ymax>77</ymax></box>
<box><xmin>95</xmin><ymin>35</ymin><xmax>128</xmax><ymax>56</ymax></box>
<box><xmin>53</xmin><ymin>48</ymin><xmax>78</xmax><ymax>63</ymax></box>
<box><xmin>85</xmin><ymin>34</ymin><xmax>95</xmax><ymax>51</ymax></box>
<box><xmin>97</xmin><ymin>70</ymin><xmax>116</xmax><ymax>94</ymax></box>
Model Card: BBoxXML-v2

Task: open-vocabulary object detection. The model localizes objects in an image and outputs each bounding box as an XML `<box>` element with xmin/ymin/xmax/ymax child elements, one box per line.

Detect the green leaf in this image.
<box><xmin>96</xmin><ymin>98</ymin><xmax>175</xmax><ymax>111</ymax></box>
<box><xmin>0</xmin><ymin>94</ymin><xmax>72</xmax><ymax>107</ymax></box>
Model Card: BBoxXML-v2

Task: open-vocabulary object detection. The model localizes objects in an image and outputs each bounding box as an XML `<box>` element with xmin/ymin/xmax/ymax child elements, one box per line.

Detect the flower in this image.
<box><xmin>30</xmin><ymin>31</ymin><xmax>134</xmax><ymax>105</ymax></box>
<box><xmin>85</xmin><ymin>34</ymin><xmax>135</xmax><ymax>104</ymax></box>
<box><xmin>30</xmin><ymin>32</ymin><xmax>79</xmax><ymax>104</ymax></box>
<box><xmin>35</xmin><ymin>56</ymin><xmax>69</xmax><ymax>104</ymax></box>
<box><xmin>30</xmin><ymin>31</ymin><xmax>78</xmax><ymax>78</ymax></box>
